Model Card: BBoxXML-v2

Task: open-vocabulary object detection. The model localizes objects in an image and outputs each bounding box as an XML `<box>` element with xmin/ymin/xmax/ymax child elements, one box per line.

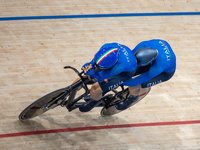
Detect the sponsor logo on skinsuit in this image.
<box><xmin>147</xmin><ymin>80</ymin><xmax>162</xmax><ymax>87</ymax></box>
<box><xmin>159</xmin><ymin>41</ymin><xmax>171</xmax><ymax>61</ymax></box>
<box><xmin>108</xmin><ymin>81</ymin><xmax>123</xmax><ymax>90</ymax></box>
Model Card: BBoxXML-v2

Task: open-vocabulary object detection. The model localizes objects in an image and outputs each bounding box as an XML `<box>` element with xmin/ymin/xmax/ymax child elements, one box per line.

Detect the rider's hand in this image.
<box><xmin>82</xmin><ymin>63</ymin><xmax>95</xmax><ymax>75</ymax></box>
<box><xmin>82</xmin><ymin>62</ymin><xmax>90</xmax><ymax>69</ymax></box>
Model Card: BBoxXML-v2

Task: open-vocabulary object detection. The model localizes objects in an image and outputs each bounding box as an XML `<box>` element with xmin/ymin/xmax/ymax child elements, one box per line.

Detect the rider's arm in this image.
<box><xmin>82</xmin><ymin>59</ymin><xmax>124</xmax><ymax>81</ymax></box>
<box><xmin>93</xmin><ymin>65</ymin><xmax>125</xmax><ymax>81</ymax></box>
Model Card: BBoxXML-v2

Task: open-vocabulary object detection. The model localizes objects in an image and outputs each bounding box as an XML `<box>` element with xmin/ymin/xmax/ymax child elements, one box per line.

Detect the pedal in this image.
<box><xmin>67</xmin><ymin>102</ymin><xmax>85</xmax><ymax>112</ymax></box>
<box><xmin>84</xmin><ymin>95</ymin><xmax>92</xmax><ymax>102</ymax></box>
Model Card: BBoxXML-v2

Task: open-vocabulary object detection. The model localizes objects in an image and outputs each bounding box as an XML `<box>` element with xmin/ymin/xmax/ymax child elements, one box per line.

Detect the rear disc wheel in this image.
<box><xmin>100</xmin><ymin>87</ymin><xmax>151</xmax><ymax>116</ymax></box>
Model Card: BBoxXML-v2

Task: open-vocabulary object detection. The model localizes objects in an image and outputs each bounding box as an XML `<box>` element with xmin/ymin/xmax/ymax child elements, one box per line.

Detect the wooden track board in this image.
<box><xmin>0</xmin><ymin>0</ymin><xmax>200</xmax><ymax>149</ymax></box>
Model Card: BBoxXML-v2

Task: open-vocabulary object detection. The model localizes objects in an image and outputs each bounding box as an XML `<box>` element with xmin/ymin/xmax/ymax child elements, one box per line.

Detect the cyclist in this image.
<box><xmin>79</xmin><ymin>39</ymin><xmax>176</xmax><ymax>112</ymax></box>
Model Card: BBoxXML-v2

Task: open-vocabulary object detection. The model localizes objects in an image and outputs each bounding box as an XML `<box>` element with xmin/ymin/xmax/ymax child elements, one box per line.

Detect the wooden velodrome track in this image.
<box><xmin>0</xmin><ymin>0</ymin><xmax>200</xmax><ymax>149</ymax></box>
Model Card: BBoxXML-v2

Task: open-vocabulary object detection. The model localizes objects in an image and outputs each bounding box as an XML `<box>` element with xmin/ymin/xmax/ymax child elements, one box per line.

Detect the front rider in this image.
<box><xmin>79</xmin><ymin>39</ymin><xmax>176</xmax><ymax>112</ymax></box>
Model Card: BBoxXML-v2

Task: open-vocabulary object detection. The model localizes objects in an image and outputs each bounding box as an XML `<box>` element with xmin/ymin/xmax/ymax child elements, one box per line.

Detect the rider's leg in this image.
<box><xmin>79</xmin><ymin>82</ymin><xmax>103</xmax><ymax>112</ymax></box>
<box><xmin>80</xmin><ymin>71</ymin><xmax>138</xmax><ymax>112</ymax></box>
<box><xmin>128</xmin><ymin>84</ymin><xmax>141</xmax><ymax>96</ymax></box>
<box><xmin>90</xmin><ymin>82</ymin><xmax>103</xmax><ymax>100</ymax></box>
<box><xmin>115</xmin><ymin>85</ymin><xmax>141</xmax><ymax>110</ymax></box>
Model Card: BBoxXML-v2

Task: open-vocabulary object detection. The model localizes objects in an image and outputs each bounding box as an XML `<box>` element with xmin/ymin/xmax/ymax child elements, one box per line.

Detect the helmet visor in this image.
<box><xmin>93</xmin><ymin>59</ymin><xmax>109</xmax><ymax>71</ymax></box>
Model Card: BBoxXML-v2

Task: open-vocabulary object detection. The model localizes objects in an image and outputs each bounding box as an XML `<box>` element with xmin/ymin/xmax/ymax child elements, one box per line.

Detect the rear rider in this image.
<box><xmin>79</xmin><ymin>39</ymin><xmax>176</xmax><ymax>112</ymax></box>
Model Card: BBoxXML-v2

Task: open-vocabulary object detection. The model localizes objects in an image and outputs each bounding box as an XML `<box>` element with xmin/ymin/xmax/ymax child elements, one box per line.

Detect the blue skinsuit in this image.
<box><xmin>89</xmin><ymin>43</ymin><xmax>137</xmax><ymax>82</ymax></box>
<box><xmin>122</xmin><ymin>39</ymin><xmax>176</xmax><ymax>87</ymax></box>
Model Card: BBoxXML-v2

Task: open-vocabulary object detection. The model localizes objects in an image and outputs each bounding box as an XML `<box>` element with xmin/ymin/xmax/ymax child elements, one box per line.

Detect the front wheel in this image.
<box><xmin>100</xmin><ymin>87</ymin><xmax>151</xmax><ymax>116</ymax></box>
<box><xmin>19</xmin><ymin>88</ymin><xmax>68</xmax><ymax>121</ymax></box>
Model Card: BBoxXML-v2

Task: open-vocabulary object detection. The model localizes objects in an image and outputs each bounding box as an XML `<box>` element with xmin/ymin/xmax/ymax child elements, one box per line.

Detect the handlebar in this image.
<box><xmin>63</xmin><ymin>66</ymin><xmax>90</xmax><ymax>95</ymax></box>
<box><xmin>64</xmin><ymin>65</ymin><xmax>97</xmax><ymax>82</ymax></box>
<box><xmin>64</xmin><ymin>66</ymin><xmax>84</xmax><ymax>76</ymax></box>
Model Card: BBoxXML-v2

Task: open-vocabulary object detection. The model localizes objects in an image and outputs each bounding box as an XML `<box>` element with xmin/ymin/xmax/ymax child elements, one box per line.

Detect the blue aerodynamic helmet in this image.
<box><xmin>134</xmin><ymin>47</ymin><xmax>158</xmax><ymax>66</ymax></box>
<box><xmin>94</xmin><ymin>47</ymin><xmax>119</xmax><ymax>69</ymax></box>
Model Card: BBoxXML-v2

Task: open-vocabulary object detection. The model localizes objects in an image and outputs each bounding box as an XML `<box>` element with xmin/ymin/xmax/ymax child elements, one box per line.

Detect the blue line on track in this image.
<box><xmin>0</xmin><ymin>12</ymin><xmax>200</xmax><ymax>21</ymax></box>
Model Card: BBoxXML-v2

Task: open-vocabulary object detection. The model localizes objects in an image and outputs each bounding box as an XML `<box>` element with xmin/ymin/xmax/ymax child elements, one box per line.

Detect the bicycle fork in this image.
<box><xmin>44</xmin><ymin>90</ymin><xmax>70</xmax><ymax>110</ymax></box>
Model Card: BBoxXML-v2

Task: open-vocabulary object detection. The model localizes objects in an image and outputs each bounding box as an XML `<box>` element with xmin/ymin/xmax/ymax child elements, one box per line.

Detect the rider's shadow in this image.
<box><xmin>15</xmin><ymin>115</ymin><xmax>130</xmax><ymax>150</ymax></box>
<box><xmin>67</xmin><ymin>111</ymin><xmax>131</xmax><ymax>149</ymax></box>
<box><xmin>73</xmin><ymin>110</ymin><xmax>130</xmax><ymax>127</ymax></box>
<box><xmin>45</xmin><ymin>112</ymin><xmax>131</xmax><ymax>149</ymax></box>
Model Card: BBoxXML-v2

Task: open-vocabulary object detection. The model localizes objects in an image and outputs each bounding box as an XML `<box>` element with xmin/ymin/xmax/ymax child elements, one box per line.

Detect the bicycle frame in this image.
<box><xmin>62</xmin><ymin>66</ymin><xmax>91</xmax><ymax>111</ymax></box>
<box><xmin>61</xmin><ymin>66</ymin><xmax>128</xmax><ymax>112</ymax></box>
